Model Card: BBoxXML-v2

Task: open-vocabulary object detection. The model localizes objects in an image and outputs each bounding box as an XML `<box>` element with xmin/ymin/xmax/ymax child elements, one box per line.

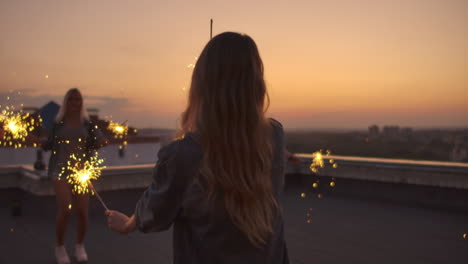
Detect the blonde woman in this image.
<box><xmin>43</xmin><ymin>88</ymin><xmax>107</xmax><ymax>264</ymax></box>
<box><xmin>106</xmin><ymin>32</ymin><xmax>290</xmax><ymax>263</ymax></box>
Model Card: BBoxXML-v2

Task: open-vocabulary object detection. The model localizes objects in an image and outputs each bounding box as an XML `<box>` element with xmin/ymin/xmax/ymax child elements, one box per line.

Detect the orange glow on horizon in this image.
<box><xmin>0</xmin><ymin>0</ymin><xmax>466</xmax><ymax>128</ymax></box>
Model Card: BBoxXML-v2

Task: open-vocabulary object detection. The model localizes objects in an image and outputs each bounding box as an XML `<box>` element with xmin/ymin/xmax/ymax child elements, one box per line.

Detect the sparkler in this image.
<box><xmin>60</xmin><ymin>153</ymin><xmax>108</xmax><ymax>210</ymax></box>
<box><xmin>108</xmin><ymin>121</ymin><xmax>128</xmax><ymax>140</ymax></box>
<box><xmin>0</xmin><ymin>105</ymin><xmax>41</xmax><ymax>148</ymax></box>
<box><xmin>309</xmin><ymin>150</ymin><xmax>327</xmax><ymax>173</ymax></box>
<box><xmin>108</xmin><ymin>120</ymin><xmax>130</xmax><ymax>157</ymax></box>
<box><xmin>309</xmin><ymin>150</ymin><xmax>338</xmax><ymax>173</ymax></box>
<box><xmin>300</xmin><ymin>150</ymin><xmax>339</xmax><ymax>199</ymax></box>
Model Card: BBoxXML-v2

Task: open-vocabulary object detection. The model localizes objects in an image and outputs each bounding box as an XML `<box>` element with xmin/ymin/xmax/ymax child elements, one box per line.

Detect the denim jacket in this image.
<box><xmin>134</xmin><ymin>119</ymin><xmax>289</xmax><ymax>264</ymax></box>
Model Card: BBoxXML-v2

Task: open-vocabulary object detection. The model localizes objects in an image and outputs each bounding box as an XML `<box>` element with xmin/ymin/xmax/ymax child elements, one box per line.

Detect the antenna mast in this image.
<box><xmin>210</xmin><ymin>19</ymin><xmax>213</xmax><ymax>39</ymax></box>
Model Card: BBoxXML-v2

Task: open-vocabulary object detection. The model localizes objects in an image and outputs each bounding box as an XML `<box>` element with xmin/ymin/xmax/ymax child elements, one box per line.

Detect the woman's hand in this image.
<box><xmin>105</xmin><ymin>210</ymin><xmax>136</xmax><ymax>234</ymax></box>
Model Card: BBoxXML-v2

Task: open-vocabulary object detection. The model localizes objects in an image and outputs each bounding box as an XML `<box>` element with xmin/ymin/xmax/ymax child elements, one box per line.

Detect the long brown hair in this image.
<box><xmin>179</xmin><ymin>32</ymin><xmax>276</xmax><ymax>247</ymax></box>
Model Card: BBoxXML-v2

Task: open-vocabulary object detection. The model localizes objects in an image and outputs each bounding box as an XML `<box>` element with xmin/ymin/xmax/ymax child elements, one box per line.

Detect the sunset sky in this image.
<box><xmin>1</xmin><ymin>0</ymin><xmax>466</xmax><ymax>129</ymax></box>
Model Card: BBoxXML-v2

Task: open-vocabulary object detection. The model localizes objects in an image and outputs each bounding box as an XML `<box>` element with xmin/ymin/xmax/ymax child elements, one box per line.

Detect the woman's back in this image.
<box><xmin>135</xmin><ymin>120</ymin><xmax>289</xmax><ymax>264</ymax></box>
<box><xmin>106</xmin><ymin>32</ymin><xmax>290</xmax><ymax>264</ymax></box>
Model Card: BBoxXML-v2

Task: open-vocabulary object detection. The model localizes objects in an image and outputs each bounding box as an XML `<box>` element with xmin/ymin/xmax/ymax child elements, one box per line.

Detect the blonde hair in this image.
<box><xmin>179</xmin><ymin>32</ymin><xmax>276</xmax><ymax>247</ymax></box>
<box><xmin>55</xmin><ymin>88</ymin><xmax>89</xmax><ymax>122</ymax></box>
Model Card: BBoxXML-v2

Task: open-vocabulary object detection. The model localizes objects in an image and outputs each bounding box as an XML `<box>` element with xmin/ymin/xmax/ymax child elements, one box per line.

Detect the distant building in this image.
<box><xmin>451</xmin><ymin>146</ymin><xmax>468</xmax><ymax>162</ymax></box>
<box><xmin>368</xmin><ymin>125</ymin><xmax>379</xmax><ymax>139</ymax></box>
<box><xmin>383</xmin><ymin>126</ymin><xmax>400</xmax><ymax>138</ymax></box>
<box><xmin>451</xmin><ymin>135</ymin><xmax>468</xmax><ymax>162</ymax></box>
<box><xmin>369</xmin><ymin>125</ymin><xmax>414</xmax><ymax>141</ymax></box>
<box><xmin>400</xmin><ymin>127</ymin><xmax>413</xmax><ymax>140</ymax></box>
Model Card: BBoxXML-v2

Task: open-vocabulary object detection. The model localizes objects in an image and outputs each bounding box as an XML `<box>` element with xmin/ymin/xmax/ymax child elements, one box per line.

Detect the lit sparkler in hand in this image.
<box><xmin>108</xmin><ymin>121</ymin><xmax>128</xmax><ymax>140</ymax></box>
<box><xmin>60</xmin><ymin>152</ymin><xmax>108</xmax><ymax>210</ymax></box>
<box><xmin>309</xmin><ymin>149</ymin><xmax>339</xmax><ymax>173</ymax></box>
<box><xmin>0</xmin><ymin>106</ymin><xmax>40</xmax><ymax>148</ymax></box>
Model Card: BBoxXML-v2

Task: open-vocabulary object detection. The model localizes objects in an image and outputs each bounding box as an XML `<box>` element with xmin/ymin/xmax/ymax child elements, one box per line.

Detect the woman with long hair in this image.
<box><xmin>106</xmin><ymin>32</ymin><xmax>289</xmax><ymax>263</ymax></box>
<box><xmin>43</xmin><ymin>88</ymin><xmax>107</xmax><ymax>264</ymax></box>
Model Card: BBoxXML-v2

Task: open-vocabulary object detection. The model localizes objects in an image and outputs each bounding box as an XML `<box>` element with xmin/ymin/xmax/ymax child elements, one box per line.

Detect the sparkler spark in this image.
<box><xmin>309</xmin><ymin>150</ymin><xmax>337</xmax><ymax>174</ymax></box>
<box><xmin>187</xmin><ymin>56</ymin><xmax>198</xmax><ymax>69</ymax></box>
<box><xmin>60</xmin><ymin>153</ymin><xmax>106</xmax><ymax>195</ymax></box>
<box><xmin>108</xmin><ymin>121</ymin><xmax>128</xmax><ymax>139</ymax></box>
<box><xmin>303</xmin><ymin>150</ymin><xmax>338</xmax><ymax>200</ymax></box>
<box><xmin>309</xmin><ymin>151</ymin><xmax>325</xmax><ymax>173</ymax></box>
<box><xmin>181</xmin><ymin>57</ymin><xmax>198</xmax><ymax>92</ymax></box>
<box><xmin>0</xmin><ymin>106</ymin><xmax>40</xmax><ymax>148</ymax></box>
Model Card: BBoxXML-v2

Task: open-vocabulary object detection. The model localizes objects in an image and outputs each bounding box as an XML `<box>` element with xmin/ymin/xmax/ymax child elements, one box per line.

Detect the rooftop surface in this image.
<box><xmin>1</xmin><ymin>187</ymin><xmax>467</xmax><ymax>264</ymax></box>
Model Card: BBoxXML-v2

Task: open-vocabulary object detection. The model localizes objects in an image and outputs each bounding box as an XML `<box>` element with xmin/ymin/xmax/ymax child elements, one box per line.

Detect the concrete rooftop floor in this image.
<box><xmin>1</xmin><ymin>188</ymin><xmax>468</xmax><ymax>264</ymax></box>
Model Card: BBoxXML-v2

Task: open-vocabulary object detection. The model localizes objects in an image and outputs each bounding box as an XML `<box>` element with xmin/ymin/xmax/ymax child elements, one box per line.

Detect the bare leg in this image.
<box><xmin>53</xmin><ymin>179</ymin><xmax>73</xmax><ymax>246</ymax></box>
<box><xmin>74</xmin><ymin>192</ymin><xmax>89</xmax><ymax>244</ymax></box>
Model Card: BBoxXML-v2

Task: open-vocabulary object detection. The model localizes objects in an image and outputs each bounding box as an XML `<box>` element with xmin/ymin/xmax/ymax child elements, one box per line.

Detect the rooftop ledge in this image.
<box><xmin>1</xmin><ymin>154</ymin><xmax>468</xmax><ymax>196</ymax></box>
<box><xmin>293</xmin><ymin>154</ymin><xmax>468</xmax><ymax>187</ymax></box>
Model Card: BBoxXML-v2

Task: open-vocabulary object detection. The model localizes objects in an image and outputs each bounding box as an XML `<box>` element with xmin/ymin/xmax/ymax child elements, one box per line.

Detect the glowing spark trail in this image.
<box><xmin>60</xmin><ymin>153</ymin><xmax>108</xmax><ymax>210</ymax></box>
<box><xmin>0</xmin><ymin>105</ymin><xmax>40</xmax><ymax>148</ymax></box>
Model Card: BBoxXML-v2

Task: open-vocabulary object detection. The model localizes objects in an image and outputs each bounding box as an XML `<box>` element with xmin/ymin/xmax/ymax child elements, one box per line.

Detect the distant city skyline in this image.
<box><xmin>1</xmin><ymin>0</ymin><xmax>467</xmax><ymax>129</ymax></box>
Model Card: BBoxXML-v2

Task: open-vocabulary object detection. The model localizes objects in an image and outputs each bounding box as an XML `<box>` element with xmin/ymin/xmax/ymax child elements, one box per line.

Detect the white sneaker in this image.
<box><xmin>75</xmin><ymin>244</ymin><xmax>88</xmax><ymax>262</ymax></box>
<box><xmin>55</xmin><ymin>245</ymin><xmax>70</xmax><ymax>264</ymax></box>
